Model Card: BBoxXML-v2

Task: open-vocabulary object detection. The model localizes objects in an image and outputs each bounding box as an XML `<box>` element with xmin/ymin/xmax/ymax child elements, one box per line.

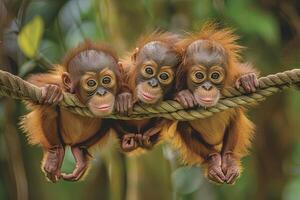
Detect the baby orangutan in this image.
<box><xmin>170</xmin><ymin>24</ymin><xmax>259</xmax><ymax>184</ymax></box>
<box><xmin>21</xmin><ymin>41</ymin><xmax>125</xmax><ymax>182</ymax></box>
<box><xmin>114</xmin><ymin>32</ymin><xmax>181</xmax><ymax>153</ymax></box>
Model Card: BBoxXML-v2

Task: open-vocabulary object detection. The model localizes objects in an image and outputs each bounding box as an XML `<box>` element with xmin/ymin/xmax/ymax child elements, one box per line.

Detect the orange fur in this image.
<box><xmin>20</xmin><ymin>66</ymin><xmax>104</xmax><ymax>149</ymax></box>
<box><xmin>20</xmin><ymin>65</ymin><xmax>65</xmax><ymax>148</ymax></box>
<box><xmin>123</xmin><ymin>31</ymin><xmax>181</xmax><ymax>99</ymax></box>
<box><xmin>135</xmin><ymin>31</ymin><xmax>181</xmax><ymax>53</ymax></box>
<box><xmin>175</xmin><ymin>23</ymin><xmax>259</xmax><ymax>90</ymax></box>
<box><xmin>20</xmin><ymin>41</ymin><xmax>121</xmax><ymax>181</ymax></box>
<box><xmin>116</xmin><ymin>31</ymin><xmax>181</xmax><ymax>154</ymax></box>
<box><xmin>166</xmin><ymin>24</ymin><xmax>257</xmax><ymax>182</ymax></box>
<box><xmin>62</xmin><ymin>40</ymin><xmax>118</xmax><ymax>71</ymax></box>
<box><xmin>20</xmin><ymin>40</ymin><xmax>121</xmax><ymax>149</ymax></box>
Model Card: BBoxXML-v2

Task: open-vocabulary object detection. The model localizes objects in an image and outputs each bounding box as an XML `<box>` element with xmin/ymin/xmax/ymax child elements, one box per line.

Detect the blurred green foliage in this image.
<box><xmin>17</xmin><ymin>15</ymin><xmax>44</xmax><ymax>58</ymax></box>
<box><xmin>1</xmin><ymin>0</ymin><xmax>300</xmax><ymax>200</ymax></box>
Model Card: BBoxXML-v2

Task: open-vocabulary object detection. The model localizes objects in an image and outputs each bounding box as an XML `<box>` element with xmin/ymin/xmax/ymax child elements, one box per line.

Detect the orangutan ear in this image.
<box><xmin>62</xmin><ymin>72</ymin><xmax>72</xmax><ymax>91</ymax></box>
<box><xmin>131</xmin><ymin>47</ymin><xmax>139</xmax><ymax>62</ymax></box>
<box><xmin>118</xmin><ymin>61</ymin><xmax>123</xmax><ymax>69</ymax></box>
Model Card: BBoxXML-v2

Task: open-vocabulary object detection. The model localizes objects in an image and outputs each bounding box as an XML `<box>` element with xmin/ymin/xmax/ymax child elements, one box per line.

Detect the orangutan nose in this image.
<box><xmin>202</xmin><ymin>82</ymin><xmax>213</xmax><ymax>91</ymax></box>
<box><xmin>97</xmin><ymin>87</ymin><xmax>107</xmax><ymax>96</ymax></box>
<box><xmin>148</xmin><ymin>78</ymin><xmax>159</xmax><ymax>88</ymax></box>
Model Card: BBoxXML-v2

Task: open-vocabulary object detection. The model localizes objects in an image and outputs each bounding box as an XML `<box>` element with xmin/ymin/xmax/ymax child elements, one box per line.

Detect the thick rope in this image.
<box><xmin>0</xmin><ymin>69</ymin><xmax>299</xmax><ymax>120</ymax></box>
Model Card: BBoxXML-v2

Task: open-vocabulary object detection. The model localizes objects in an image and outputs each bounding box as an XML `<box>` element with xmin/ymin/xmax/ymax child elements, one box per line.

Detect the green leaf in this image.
<box><xmin>17</xmin><ymin>15</ymin><xmax>44</xmax><ymax>58</ymax></box>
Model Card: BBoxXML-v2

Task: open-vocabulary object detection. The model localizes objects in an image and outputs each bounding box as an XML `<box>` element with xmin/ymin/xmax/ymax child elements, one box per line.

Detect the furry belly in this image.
<box><xmin>60</xmin><ymin>110</ymin><xmax>102</xmax><ymax>145</ymax></box>
<box><xmin>191</xmin><ymin>127</ymin><xmax>225</xmax><ymax>146</ymax></box>
<box><xmin>189</xmin><ymin>110</ymin><xmax>234</xmax><ymax>146</ymax></box>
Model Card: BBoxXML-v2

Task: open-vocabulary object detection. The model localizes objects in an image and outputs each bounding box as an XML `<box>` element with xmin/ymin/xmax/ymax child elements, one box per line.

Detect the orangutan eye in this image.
<box><xmin>87</xmin><ymin>79</ymin><xmax>97</xmax><ymax>87</ymax></box>
<box><xmin>195</xmin><ymin>72</ymin><xmax>205</xmax><ymax>79</ymax></box>
<box><xmin>145</xmin><ymin>66</ymin><xmax>154</xmax><ymax>75</ymax></box>
<box><xmin>191</xmin><ymin>70</ymin><xmax>206</xmax><ymax>84</ymax></box>
<box><xmin>209</xmin><ymin>69</ymin><xmax>224</xmax><ymax>84</ymax></box>
<box><xmin>102</xmin><ymin>76</ymin><xmax>111</xmax><ymax>85</ymax></box>
<box><xmin>211</xmin><ymin>72</ymin><xmax>220</xmax><ymax>79</ymax></box>
<box><xmin>159</xmin><ymin>72</ymin><xmax>169</xmax><ymax>80</ymax></box>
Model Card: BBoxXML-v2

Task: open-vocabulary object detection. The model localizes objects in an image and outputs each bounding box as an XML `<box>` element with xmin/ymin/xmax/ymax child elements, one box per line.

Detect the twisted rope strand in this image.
<box><xmin>0</xmin><ymin>69</ymin><xmax>299</xmax><ymax>120</ymax></box>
